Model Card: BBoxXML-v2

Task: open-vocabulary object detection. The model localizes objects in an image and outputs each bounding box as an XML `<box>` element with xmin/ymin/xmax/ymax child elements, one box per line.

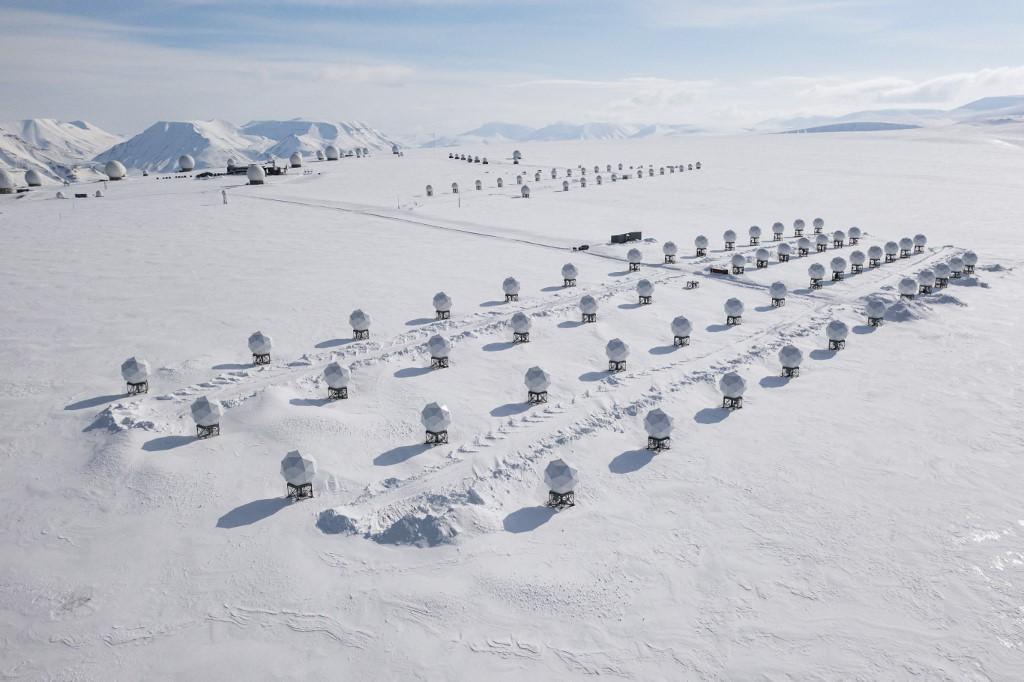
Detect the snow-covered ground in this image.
<box><xmin>1</xmin><ymin>126</ymin><xmax>1022</xmax><ymax>679</ymax></box>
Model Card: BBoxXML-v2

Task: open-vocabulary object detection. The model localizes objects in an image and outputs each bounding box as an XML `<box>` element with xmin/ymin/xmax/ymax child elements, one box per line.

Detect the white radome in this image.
<box><xmin>719</xmin><ymin>372</ymin><xmax>747</xmax><ymax>398</ymax></box>
<box><xmin>605</xmin><ymin>338</ymin><xmax>630</xmax><ymax>362</ymax></box>
<box><xmin>949</xmin><ymin>256</ymin><xmax>964</xmax><ymax>272</ymax></box>
<box><xmin>420</xmin><ymin>402</ymin><xmax>451</xmax><ymax>432</ymax></box>
<box><xmin>797</xmin><ymin>237</ymin><xmax>811</xmax><ymax>251</ymax></box>
<box><xmin>544</xmin><ymin>458</ymin><xmax>579</xmax><ymax>494</ymax></box>
<box><xmin>289</xmin><ymin>152</ymin><xmax>303</xmax><ymax>167</ymax></box>
<box><xmin>502</xmin><ymin>277</ymin><xmax>521</xmax><ymax>295</ymax></box>
<box><xmin>104</xmin><ymin>160</ymin><xmax>126</xmax><ymax>180</ymax></box>
<box><xmin>281</xmin><ymin>450</ymin><xmax>317</xmax><ymax>486</ymax></box>
<box><xmin>524</xmin><ymin>366</ymin><xmax>551</xmax><ymax>392</ymax></box>
<box><xmin>511</xmin><ymin>312</ymin><xmax>531</xmax><ymax>333</ymax></box>
<box><xmin>899</xmin><ymin>237</ymin><xmax>914</xmax><ymax>252</ymax></box>
<box><xmin>866</xmin><ymin>299</ymin><xmax>887</xmax><ymax>319</ymax></box>
<box><xmin>349</xmin><ymin>309</ymin><xmax>371</xmax><ymax>331</ymax></box>
<box><xmin>826</xmin><ymin>320</ymin><xmax>849</xmax><ymax>341</ymax></box>
<box><xmin>794</xmin><ymin>219</ymin><xmax>806</xmax><ymax>230</ymax></box>
<box><xmin>755</xmin><ymin>249</ymin><xmax>770</xmax><ymax>263</ymax></box>
<box><xmin>831</xmin><ymin>256</ymin><xmax>847</xmax><ymax>273</ymax></box>
<box><xmin>561</xmin><ymin>263</ymin><xmax>578</xmax><ymax>280</ymax></box>
<box><xmin>25</xmin><ymin>169</ymin><xmax>43</xmax><ymax>186</ymax></box>
<box><xmin>808</xmin><ymin>263</ymin><xmax>826</xmax><ymax>279</ymax></box>
<box><xmin>227</xmin><ymin>157</ymin><xmax>237</xmax><ymax>168</ymax></box>
<box><xmin>815</xmin><ymin>233</ymin><xmax>829</xmax><ymax>247</ymax></box>
<box><xmin>325</xmin><ymin>145</ymin><xmax>340</xmax><ymax>160</ymax></box>
<box><xmin>963</xmin><ymin>251</ymin><xmax>978</xmax><ymax>267</ymax></box>
<box><xmin>723</xmin><ymin>297</ymin><xmax>744</xmax><ymax>316</ymax></box>
<box><xmin>637</xmin><ymin>279</ymin><xmax>654</xmax><ymax>297</ymax></box>
<box><xmin>833</xmin><ymin>229</ymin><xmax>846</xmax><ymax>242</ymax></box>
<box><xmin>778</xmin><ymin>243</ymin><xmax>793</xmax><ymax>256</ymax></box>
<box><xmin>769</xmin><ymin>281</ymin><xmax>787</xmax><ymax>299</ymax></box>
<box><xmin>850</xmin><ymin>250</ymin><xmax>866</xmax><ymax>266</ymax></box>
<box><xmin>723</xmin><ymin>229</ymin><xmax>737</xmax><ymax>243</ymax></box>
<box><xmin>580</xmin><ymin>295</ymin><xmax>598</xmax><ymax>315</ymax></box>
<box><xmin>324</xmin><ymin>362</ymin><xmax>351</xmax><ymax>388</ymax></box>
<box><xmin>848</xmin><ymin>226</ymin><xmax>862</xmax><ymax>240</ymax></box>
<box><xmin>869</xmin><ymin>245</ymin><xmax>884</xmax><ymax>260</ymax></box>
<box><xmin>178</xmin><ymin>154</ymin><xmax>195</xmax><ymax>171</ymax></box>
<box><xmin>934</xmin><ymin>263</ymin><xmax>951</xmax><ymax>279</ymax></box>
<box><xmin>772</xmin><ymin>222</ymin><xmax>785</xmax><ymax>235</ymax></box>
<box><xmin>898</xmin><ymin>278</ymin><xmax>917</xmax><ymax>296</ymax></box>
<box><xmin>813</xmin><ymin>218</ymin><xmax>824</xmax><ymax>230</ymax></box>
<box><xmin>427</xmin><ymin>334</ymin><xmax>451</xmax><ymax>358</ymax></box>
<box><xmin>695</xmin><ymin>235</ymin><xmax>709</xmax><ymax>249</ymax></box>
<box><xmin>190</xmin><ymin>396</ymin><xmax>223</xmax><ymax>427</ymax></box>
<box><xmin>246</xmin><ymin>164</ymin><xmax>265</xmax><ymax>184</ymax></box>
<box><xmin>884</xmin><ymin>241</ymin><xmax>899</xmax><ymax>256</ymax></box>
<box><xmin>731</xmin><ymin>253</ymin><xmax>746</xmax><ymax>268</ymax></box>
<box><xmin>671</xmin><ymin>315</ymin><xmax>692</xmax><ymax>337</ymax></box>
<box><xmin>627</xmin><ymin>248</ymin><xmax>643</xmax><ymax>264</ymax></box>
<box><xmin>433</xmin><ymin>291</ymin><xmax>453</xmax><ymax>312</ymax></box>
<box><xmin>914</xmin><ymin>233</ymin><xmax>927</xmax><ymax>247</ymax></box>
<box><xmin>779</xmin><ymin>345</ymin><xmax>803</xmax><ymax>368</ymax></box>
<box><xmin>248</xmin><ymin>331</ymin><xmax>273</xmax><ymax>355</ymax></box>
<box><xmin>643</xmin><ymin>408</ymin><xmax>674</xmax><ymax>439</ymax></box>
<box><xmin>918</xmin><ymin>270</ymin><xmax>936</xmax><ymax>287</ymax></box>
<box><xmin>663</xmin><ymin>241</ymin><xmax>678</xmax><ymax>256</ymax></box>
<box><xmin>749</xmin><ymin>225</ymin><xmax>762</xmax><ymax>239</ymax></box>
<box><xmin>315</xmin><ymin>150</ymin><xmax>325</xmax><ymax>160</ymax></box>
<box><xmin>120</xmin><ymin>356</ymin><xmax>150</xmax><ymax>383</ymax></box>
<box><xmin>0</xmin><ymin>169</ymin><xmax>16</xmax><ymax>191</ymax></box>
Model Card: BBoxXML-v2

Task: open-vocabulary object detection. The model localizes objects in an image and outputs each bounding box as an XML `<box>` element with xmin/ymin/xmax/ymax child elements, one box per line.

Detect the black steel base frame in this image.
<box><xmin>900</xmin><ymin>249</ymin><xmax>911</xmax><ymax>258</ymax></box>
<box><xmin>639</xmin><ymin>295</ymin><xmax>652</xmax><ymax>305</ymax></box>
<box><xmin>197</xmin><ymin>423</ymin><xmax>220</xmax><ymax>439</ymax></box>
<box><xmin>127</xmin><ymin>381</ymin><xmax>148</xmax><ymax>395</ymax></box>
<box><xmin>772</xmin><ymin>298</ymin><xmax>785</xmax><ymax>307</ymax></box>
<box><xmin>608</xmin><ymin>360</ymin><xmax>627</xmax><ymax>372</ymax></box>
<box><xmin>696</xmin><ymin>248</ymin><xmax>707</xmax><ymax>257</ymax></box>
<box><xmin>833</xmin><ymin>272</ymin><xmax>844</xmax><ymax>281</ymax></box>
<box><xmin>852</xmin><ymin>264</ymin><xmax>863</xmax><ymax>273</ymax></box>
<box><xmin>817</xmin><ymin>245</ymin><xmax>828</xmax><ymax>252</ymax></box>
<box><xmin>431</xmin><ymin>356</ymin><xmax>449</xmax><ymax>369</ymax></box>
<box><xmin>834</xmin><ymin>240</ymin><xmax>844</xmax><ymax>248</ymax></box>
<box><xmin>582</xmin><ymin>313</ymin><xmax>597</xmax><ymax>323</ymax></box>
<box><xmin>750</xmin><ymin>238</ymin><xmax>759</xmax><ymax>246</ymax></box>
<box><xmin>664</xmin><ymin>255</ymin><xmax>676</xmax><ymax>264</ymax></box>
<box><xmin>287</xmin><ymin>482</ymin><xmax>313</xmax><ymax>500</ymax></box>
<box><xmin>829</xmin><ymin>339</ymin><xmax>846</xmax><ymax>350</ymax></box>
<box><xmin>328</xmin><ymin>386</ymin><xmax>348</xmax><ymax>400</ymax></box>
<box><xmin>674</xmin><ymin>335</ymin><xmax>690</xmax><ymax>347</ymax></box>
<box><xmin>513</xmin><ymin>332</ymin><xmax>530</xmax><ymax>344</ymax></box>
<box><xmin>726</xmin><ymin>315</ymin><xmax>742</xmax><ymax>326</ymax></box>
<box><xmin>798</xmin><ymin>248</ymin><xmax>809</xmax><ymax>257</ymax></box>
<box><xmin>564</xmin><ymin>278</ymin><xmax>576</xmax><ymax>287</ymax></box>
<box><xmin>686</xmin><ymin>280</ymin><xmax>699</xmax><ymax>289</ymax></box>
<box><xmin>919</xmin><ymin>285</ymin><xmax>932</xmax><ymax>295</ymax></box>
<box><xmin>810</xmin><ymin>279</ymin><xmax>822</xmax><ymax>289</ymax></box>
<box><xmin>782</xmin><ymin>366</ymin><xmax>800</xmax><ymax>378</ymax></box>
<box><xmin>527</xmin><ymin>391</ymin><xmax>548</xmax><ymax>404</ymax></box>
<box><xmin>547</xmin><ymin>490</ymin><xmax>575</xmax><ymax>510</ymax></box>
<box><xmin>253</xmin><ymin>353</ymin><xmax>271</xmax><ymax>365</ymax></box>
<box><xmin>779</xmin><ymin>254</ymin><xmax>790</xmax><ymax>262</ymax></box>
<box><xmin>756</xmin><ymin>260</ymin><xmax>768</xmax><ymax>268</ymax></box>
<box><xmin>868</xmin><ymin>317</ymin><xmax>883</xmax><ymax>327</ymax></box>
<box><xmin>436</xmin><ymin>310</ymin><xmax>450</xmax><ymax>320</ymax></box>
<box><xmin>870</xmin><ymin>258</ymin><xmax>881</xmax><ymax>267</ymax></box>
<box><xmin>732</xmin><ymin>266</ymin><xmax>744</xmax><ymax>275</ymax></box>
<box><xmin>724</xmin><ymin>242</ymin><xmax>735</xmax><ymax>251</ymax></box>
<box><xmin>353</xmin><ymin>329</ymin><xmax>370</xmax><ymax>340</ymax></box>
<box><xmin>629</xmin><ymin>263</ymin><xmax>640</xmax><ymax>272</ymax></box>
<box><xmin>425</xmin><ymin>430</ymin><xmax>448</xmax><ymax>445</ymax></box>
<box><xmin>505</xmin><ymin>293</ymin><xmax>518</xmax><ymax>302</ymax></box>
<box><xmin>723</xmin><ymin>396</ymin><xmax>743</xmax><ymax>410</ymax></box>
<box><xmin>647</xmin><ymin>436</ymin><xmax>670</xmax><ymax>452</ymax></box>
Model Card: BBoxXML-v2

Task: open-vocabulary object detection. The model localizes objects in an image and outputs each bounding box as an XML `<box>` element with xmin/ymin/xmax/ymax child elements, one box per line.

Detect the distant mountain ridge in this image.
<box><xmin>422</xmin><ymin>120</ymin><xmax>706</xmax><ymax>147</ymax></box>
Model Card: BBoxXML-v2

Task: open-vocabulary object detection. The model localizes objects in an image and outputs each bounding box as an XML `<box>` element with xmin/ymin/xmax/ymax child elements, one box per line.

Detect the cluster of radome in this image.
<box><xmin>426</xmin><ymin>159</ymin><xmax>702</xmax><ymax>200</ymax></box>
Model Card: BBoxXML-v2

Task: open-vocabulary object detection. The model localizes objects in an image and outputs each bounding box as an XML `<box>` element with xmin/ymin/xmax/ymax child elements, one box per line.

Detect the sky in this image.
<box><xmin>1</xmin><ymin>0</ymin><xmax>1023</xmax><ymax>138</ymax></box>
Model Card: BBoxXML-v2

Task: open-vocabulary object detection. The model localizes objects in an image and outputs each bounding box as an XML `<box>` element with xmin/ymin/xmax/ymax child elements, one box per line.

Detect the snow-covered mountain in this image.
<box><xmin>94</xmin><ymin>120</ymin><xmax>269</xmax><ymax>173</ymax></box>
<box><xmin>0</xmin><ymin>118</ymin><xmax>122</xmax><ymax>183</ymax></box>
<box><xmin>756</xmin><ymin>96</ymin><xmax>1024</xmax><ymax>133</ymax></box>
<box><xmin>242</xmin><ymin>120</ymin><xmax>398</xmax><ymax>158</ymax></box>
<box><xmin>91</xmin><ymin>119</ymin><xmax>399</xmax><ymax>173</ymax></box>
<box><xmin>419</xmin><ymin>120</ymin><xmax>702</xmax><ymax>147</ymax></box>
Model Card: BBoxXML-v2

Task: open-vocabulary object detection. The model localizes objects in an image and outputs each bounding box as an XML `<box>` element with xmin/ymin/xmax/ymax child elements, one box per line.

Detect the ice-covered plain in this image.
<box><xmin>1</xmin><ymin>126</ymin><xmax>1024</xmax><ymax>679</ymax></box>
